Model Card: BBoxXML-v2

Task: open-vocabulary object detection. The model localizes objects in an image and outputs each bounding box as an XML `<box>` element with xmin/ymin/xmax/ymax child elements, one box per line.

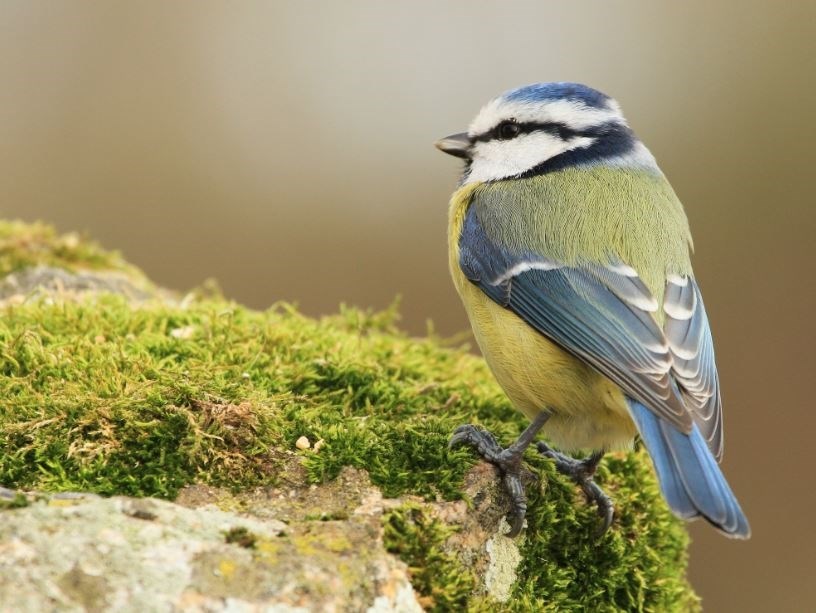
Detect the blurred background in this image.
<box><xmin>2</xmin><ymin>1</ymin><xmax>814</xmax><ymax>609</ymax></box>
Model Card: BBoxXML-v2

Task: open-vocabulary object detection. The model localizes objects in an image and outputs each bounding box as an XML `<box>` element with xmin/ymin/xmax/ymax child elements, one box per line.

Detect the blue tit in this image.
<box><xmin>436</xmin><ymin>82</ymin><xmax>749</xmax><ymax>539</ymax></box>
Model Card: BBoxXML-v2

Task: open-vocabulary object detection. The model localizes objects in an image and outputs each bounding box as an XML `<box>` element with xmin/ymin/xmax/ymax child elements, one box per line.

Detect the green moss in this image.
<box><xmin>224</xmin><ymin>526</ymin><xmax>258</xmax><ymax>549</ymax></box>
<box><xmin>383</xmin><ymin>503</ymin><xmax>476</xmax><ymax>611</ymax></box>
<box><xmin>510</xmin><ymin>452</ymin><xmax>699</xmax><ymax>612</ymax></box>
<box><xmin>0</xmin><ymin>221</ymin><xmax>698</xmax><ymax>609</ymax></box>
<box><xmin>0</xmin><ymin>491</ymin><xmax>29</xmax><ymax>509</ymax></box>
<box><xmin>0</xmin><ymin>220</ymin><xmax>139</xmax><ymax>278</ymax></box>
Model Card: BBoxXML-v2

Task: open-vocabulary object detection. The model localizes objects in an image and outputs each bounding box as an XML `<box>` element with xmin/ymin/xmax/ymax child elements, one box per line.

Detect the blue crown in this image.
<box><xmin>503</xmin><ymin>82</ymin><xmax>611</xmax><ymax>109</ymax></box>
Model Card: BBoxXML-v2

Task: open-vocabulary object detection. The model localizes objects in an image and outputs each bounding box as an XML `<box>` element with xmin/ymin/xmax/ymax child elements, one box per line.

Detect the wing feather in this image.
<box><xmin>458</xmin><ymin>203</ymin><xmax>728</xmax><ymax>444</ymax></box>
<box><xmin>664</xmin><ymin>275</ymin><xmax>723</xmax><ymax>460</ymax></box>
<box><xmin>509</xmin><ymin>268</ymin><xmax>691</xmax><ymax>430</ymax></box>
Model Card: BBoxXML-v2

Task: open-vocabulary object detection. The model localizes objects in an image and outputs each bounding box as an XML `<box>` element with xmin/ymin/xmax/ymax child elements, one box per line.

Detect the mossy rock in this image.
<box><xmin>0</xmin><ymin>220</ymin><xmax>699</xmax><ymax>611</ymax></box>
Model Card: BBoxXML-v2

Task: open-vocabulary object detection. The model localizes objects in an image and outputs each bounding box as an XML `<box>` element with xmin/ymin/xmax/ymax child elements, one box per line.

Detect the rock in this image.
<box><xmin>0</xmin><ymin>265</ymin><xmax>159</xmax><ymax>306</ymax></box>
<box><xmin>0</xmin><ymin>465</ymin><xmax>527</xmax><ymax>612</ymax></box>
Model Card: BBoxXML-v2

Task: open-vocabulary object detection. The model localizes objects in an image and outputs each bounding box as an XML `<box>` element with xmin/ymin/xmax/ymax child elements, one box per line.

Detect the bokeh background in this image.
<box><xmin>2</xmin><ymin>2</ymin><xmax>814</xmax><ymax>610</ymax></box>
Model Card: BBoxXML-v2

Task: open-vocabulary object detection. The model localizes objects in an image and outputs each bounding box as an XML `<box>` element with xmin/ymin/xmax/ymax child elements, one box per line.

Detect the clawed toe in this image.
<box><xmin>450</xmin><ymin>423</ymin><xmax>616</xmax><ymax>537</ymax></box>
<box><xmin>537</xmin><ymin>442</ymin><xmax>615</xmax><ymax>536</ymax></box>
<box><xmin>449</xmin><ymin>424</ymin><xmax>504</xmax><ymax>462</ymax></box>
<box><xmin>580</xmin><ymin>478</ymin><xmax>615</xmax><ymax>536</ymax></box>
<box><xmin>501</xmin><ymin>471</ymin><xmax>527</xmax><ymax>537</ymax></box>
<box><xmin>451</xmin><ymin>424</ymin><xmax>528</xmax><ymax>536</ymax></box>
<box><xmin>449</xmin><ymin>414</ymin><xmax>551</xmax><ymax>538</ymax></box>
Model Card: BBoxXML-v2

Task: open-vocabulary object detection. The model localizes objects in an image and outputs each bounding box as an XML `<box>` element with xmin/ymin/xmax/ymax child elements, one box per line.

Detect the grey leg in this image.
<box><xmin>537</xmin><ymin>443</ymin><xmax>614</xmax><ymax>536</ymax></box>
<box><xmin>449</xmin><ymin>412</ymin><xmax>550</xmax><ymax>537</ymax></box>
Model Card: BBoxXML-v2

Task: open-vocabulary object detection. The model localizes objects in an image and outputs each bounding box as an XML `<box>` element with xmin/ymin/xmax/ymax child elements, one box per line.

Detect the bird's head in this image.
<box><xmin>436</xmin><ymin>82</ymin><xmax>657</xmax><ymax>183</ymax></box>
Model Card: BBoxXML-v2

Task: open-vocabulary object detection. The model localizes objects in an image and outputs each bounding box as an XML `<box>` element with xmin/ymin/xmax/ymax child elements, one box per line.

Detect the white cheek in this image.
<box><xmin>466</xmin><ymin>133</ymin><xmax>595</xmax><ymax>183</ymax></box>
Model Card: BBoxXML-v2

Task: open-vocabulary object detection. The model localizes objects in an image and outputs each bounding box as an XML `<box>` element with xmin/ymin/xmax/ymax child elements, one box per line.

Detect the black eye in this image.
<box><xmin>497</xmin><ymin>121</ymin><xmax>521</xmax><ymax>140</ymax></box>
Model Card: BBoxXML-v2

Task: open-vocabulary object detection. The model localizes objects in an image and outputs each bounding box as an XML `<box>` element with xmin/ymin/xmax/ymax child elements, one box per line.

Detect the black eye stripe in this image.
<box><xmin>472</xmin><ymin>121</ymin><xmax>608</xmax><ymax>143</ymax></box>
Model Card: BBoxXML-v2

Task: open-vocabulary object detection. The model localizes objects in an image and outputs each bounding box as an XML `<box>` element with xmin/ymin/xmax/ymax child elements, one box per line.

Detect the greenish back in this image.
<box><xmin>470</xmin><ymin>167</ymin><xmax>694</xmax><ymax>302</ymax></box>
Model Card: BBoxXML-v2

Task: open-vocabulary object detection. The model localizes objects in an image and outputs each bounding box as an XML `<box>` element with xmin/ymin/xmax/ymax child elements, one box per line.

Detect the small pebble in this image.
<box><xmin>170</xmin><ymin>326</ymin><xmax>196</xmax><ymax>339</ymax></box>
<box><xmin>313</xmin><ymin>439</ymin><xmax>325</xmax><ymax>453</ymax></box>
<box><xmin>295</xmin><ymin>436</ymin><xmax>311</xmax><ymax>450</ymax></box>
<box><xmin>0</xmin><ymin>487</ymin><xmax>21</xmax><ymax>500</ymax></box>
<box><xmin>62</xmin><ymin>233</ymin><xmax>80</xmax><ymax>249</ymax></box>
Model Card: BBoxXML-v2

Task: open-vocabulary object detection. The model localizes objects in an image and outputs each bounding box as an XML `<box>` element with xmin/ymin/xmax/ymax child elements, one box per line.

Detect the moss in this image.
<box><xmin>383</xmin><ymin>503</ymin><xmax>477</xmax><ymax>611</ymax></box>
<box><xmin>0</xmin><ymin>220</ymin><xmax>140</xmax><ymax>278</ymax></box>
<box><xmin>57</xmin><ymin>564</ymin><xmax>110</xmax><ymax>613</ymax></box>
<box><xmin>510</xmin><ymin>452</ymin><xmax>700</xmax><ymax>612</ymax></box>
<box><xmin>224</xmin><ymin>526</ymin><xmax>258</xmax><ymax>549</ymax></box>
<box><xmin>0</xmin><ymin>221</ymin><xmax>699</xmax><ymax>609</ymax></box>
<box><xmin>0</xmin><ymin>490</ymin><xmax>29</xmax><ymax>509</ymax></box>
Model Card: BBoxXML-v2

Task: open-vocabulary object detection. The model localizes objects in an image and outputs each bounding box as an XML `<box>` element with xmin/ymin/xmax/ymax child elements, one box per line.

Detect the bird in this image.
<box><xmin>435</xmin><ymin>82</ymin><xmax>750</xmax><ymax>539</ymax></box>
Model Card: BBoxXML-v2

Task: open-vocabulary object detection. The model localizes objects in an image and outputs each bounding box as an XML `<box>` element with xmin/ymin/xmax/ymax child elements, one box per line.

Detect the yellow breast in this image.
<box><xmin>447</xmin><ymin>184</ymin><xmax>637</xmax><ymax>452</ymax></box>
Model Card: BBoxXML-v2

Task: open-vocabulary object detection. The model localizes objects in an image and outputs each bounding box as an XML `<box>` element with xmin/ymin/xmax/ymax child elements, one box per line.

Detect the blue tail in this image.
<box><xmin>628</xmin><ymin>400</ymin><xmax>750</xmax><ymax>538</ymax></box>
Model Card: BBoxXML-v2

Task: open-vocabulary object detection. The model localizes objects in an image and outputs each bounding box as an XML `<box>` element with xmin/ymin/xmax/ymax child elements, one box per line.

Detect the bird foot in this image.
<box><xmin>536</xmin><ymin>443</ymin><xmax>614</xmax><ymax>536</ymax></box>
<box><xmin>449</xmin><ymin>425</ymin><xmax>531</xmax><ymax>538</ymax></box>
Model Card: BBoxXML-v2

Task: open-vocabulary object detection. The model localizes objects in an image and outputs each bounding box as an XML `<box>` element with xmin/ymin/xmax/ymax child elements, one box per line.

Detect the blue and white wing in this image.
<box><xmin>663</xmin><ymin>274</ymin><xmax>724</xmax><ymax>460</ymax></box>
<box><xmin>459</xmin><ymin>202</ymin><xmax>705</xmax><ymax>438</ymax></box>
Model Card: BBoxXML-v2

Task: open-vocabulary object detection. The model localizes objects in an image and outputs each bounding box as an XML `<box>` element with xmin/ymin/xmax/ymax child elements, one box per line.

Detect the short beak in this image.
<box><xmin>434</xmin><ymin>132</ymin><xmax>471</xmax><ymax>159</ymax></box>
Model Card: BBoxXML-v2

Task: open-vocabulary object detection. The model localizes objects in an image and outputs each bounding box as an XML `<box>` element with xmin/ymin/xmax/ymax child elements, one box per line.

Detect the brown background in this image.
<box><xmin>2</xmin><ymin>2</ymin><xmax>814</xmax><ymax>610</ymax></box>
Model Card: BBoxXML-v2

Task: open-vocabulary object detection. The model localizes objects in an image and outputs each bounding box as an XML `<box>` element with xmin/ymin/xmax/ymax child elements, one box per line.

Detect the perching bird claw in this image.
<box><xmin>537</xmin><ymin>443</ymin><xmax>614</xmax><ymax>536</ymax></box>
<box><xmin>449</xmin><ymin>425</ymin><xmax>528</xmax><ymax>536</ymax></box>
<box><xmin>449</xmin><ymin>412</ymin><xmax>550</xmax><ymax>538</ymax></box>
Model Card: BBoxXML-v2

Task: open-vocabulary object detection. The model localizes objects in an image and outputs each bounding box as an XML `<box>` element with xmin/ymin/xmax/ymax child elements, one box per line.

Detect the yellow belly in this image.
<box><xmin>458</xmin><ymin>279</ymin><xmax>636</xmax><ymax>452</ymax></box>
<box><xmin>448</xmin><ymin>183</ymin><xmax>637</xmax><ymax>452</ymax></box>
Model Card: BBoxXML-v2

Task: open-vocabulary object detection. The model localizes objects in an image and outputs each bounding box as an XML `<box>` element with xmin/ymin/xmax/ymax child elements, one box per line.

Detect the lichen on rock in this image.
<box><xmin>484</xmin><ymin>519</ymin><xmax>523</xmax><ymax>603</ymax></box>
<box><xmin>0</xmin><ymin>220</ymin><xmax>700</xmax><ymax>611</ymax></box>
